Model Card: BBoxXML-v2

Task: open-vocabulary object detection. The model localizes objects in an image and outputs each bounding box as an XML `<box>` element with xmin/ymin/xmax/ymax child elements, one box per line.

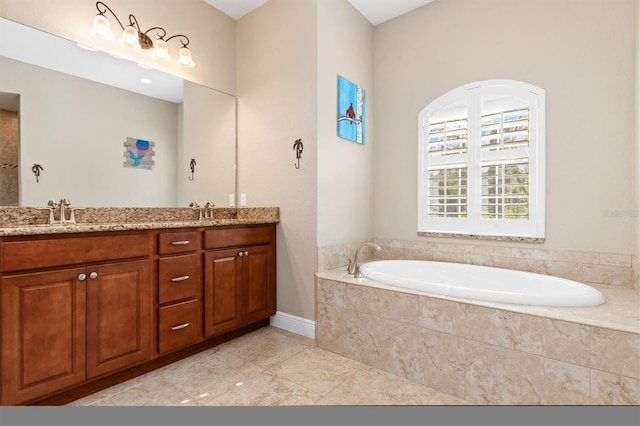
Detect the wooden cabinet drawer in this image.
<box><xmin>158</xmin><ymin>299</ymin><xmax>200</xmax><ymax>354</ymax></box>
<box><xmin>158</xmin><ymin>231</ymin><xmax>199</xmax><ymax>255</ymax></box>
<box><xmin>204</xmin><ymin>225</ymin><xmax>273</xmax><ymax>250</ymax></box>
<box><xmin>1</xmin><ymin>234</ymin><xmax>150</xmax><ymax>272</ymax></box>
<box><xmin>158</xmin><ymin>254</ymin><xmax>199</xmax><ymax>304</ymax></box>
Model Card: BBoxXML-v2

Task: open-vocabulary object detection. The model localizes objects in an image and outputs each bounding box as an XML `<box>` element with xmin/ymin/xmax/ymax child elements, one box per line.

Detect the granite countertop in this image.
<box><xmin>0</xmin><ymin>207</ymin><xmax>279</xmax><ymax>237</ymax></box>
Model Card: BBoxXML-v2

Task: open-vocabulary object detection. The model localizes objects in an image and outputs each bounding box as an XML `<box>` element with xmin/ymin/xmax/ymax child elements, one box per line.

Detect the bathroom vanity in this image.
<box><xmin>0</xmin><ymin>208</ymin><xmax>277</xmax><ymax>405</ymax></box>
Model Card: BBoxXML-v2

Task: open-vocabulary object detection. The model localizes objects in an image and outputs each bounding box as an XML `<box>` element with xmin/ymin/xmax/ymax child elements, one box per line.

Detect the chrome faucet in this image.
<box><xmin>348</xmin><ymin>242</ymin><xmax>382</xmax><ymax>278</ymax></box>
<box><xmin>204</xmin><ymin>201</ymin><xmax>215</xmax><ymax>218</ymax></box>
<box><xmin>39</xmin><ymin>198</ymin><xmax>78</xmax><ymax>225</ymax></box>
<box><xmin>57</xmin><ymin>198</ymin><xmax>70</xmax><ymax>225</ymax></box>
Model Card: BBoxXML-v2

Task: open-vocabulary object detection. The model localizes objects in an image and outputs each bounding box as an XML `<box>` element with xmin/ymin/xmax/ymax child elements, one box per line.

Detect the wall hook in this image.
<box><xmin>293</xmin><ymin>139</ymin><xmax>303</xmax><ymax>169</ymax></box>
<box><xmin>32</xmin><ymin>164</ymin><xmax>43</xmax><ymax>183</ymax></box>
<box><xmin>188</xmin><ymin>158</ymin><xmax>196</xmax><ymax>180</ymax></box>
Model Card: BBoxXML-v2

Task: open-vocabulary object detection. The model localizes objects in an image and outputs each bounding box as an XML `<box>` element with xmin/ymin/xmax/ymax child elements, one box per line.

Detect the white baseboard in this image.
<box><xmin>269</xmin><ymin>311</ymin><xmax>316</xmax><ymax>340</ymax></box>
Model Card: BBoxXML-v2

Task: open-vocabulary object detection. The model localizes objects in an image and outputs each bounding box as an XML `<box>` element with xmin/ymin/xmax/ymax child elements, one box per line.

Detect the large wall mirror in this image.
<box><xmin>0</xmin><ymin>17</ymin><xmax>236</xmax><ymax>208</ymax></box>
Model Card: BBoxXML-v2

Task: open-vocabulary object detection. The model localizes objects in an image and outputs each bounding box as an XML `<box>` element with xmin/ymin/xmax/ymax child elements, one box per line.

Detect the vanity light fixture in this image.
<box><xmin>90</xmin><ymin>1</ymin><xmax>195</xmax><ymax>67</ymax></box>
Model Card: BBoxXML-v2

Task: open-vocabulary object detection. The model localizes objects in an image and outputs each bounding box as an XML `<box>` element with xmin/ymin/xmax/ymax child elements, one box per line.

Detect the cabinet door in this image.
<box><xmin>203</xmin><ymin>249</ymin><xmax>242</xmax><ymax>337</ymax></box>
<box><xmin>1</xmin><ymin>268</ymin><xmax>86</xmax><ymax>405</ymax></box>
<box><xmin>242</xmin><ymin>244</ymin><xmax>276</xmax><ymax>324</ymax></box>
<box><xmin>86</xmin><ymin>260</ymin><xmax>151</xmax><ymax>379</ymax></box>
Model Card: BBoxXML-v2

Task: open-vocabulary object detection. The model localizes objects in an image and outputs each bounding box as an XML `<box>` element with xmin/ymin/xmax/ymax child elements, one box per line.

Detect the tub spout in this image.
<box><xmin>348</xmin><ymin>242</ymin><xmax>382</xmax><ymax>278</ymax></box>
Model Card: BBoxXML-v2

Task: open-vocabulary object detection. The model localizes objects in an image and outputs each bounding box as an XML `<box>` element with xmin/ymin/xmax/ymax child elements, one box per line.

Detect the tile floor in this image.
<box><xmin>68</xmin><ymin>326</ymin><xmax>470</xmax><ymax>406</ymax></box>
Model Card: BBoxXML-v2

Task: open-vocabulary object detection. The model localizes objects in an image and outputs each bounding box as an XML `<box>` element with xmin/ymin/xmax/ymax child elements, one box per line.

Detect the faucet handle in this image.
<box><xmin>189</xmin><ymin>202</ymin><xmax>203</xmax><ymax>221</ymax></box>
<box><xmin>68</xmin><ymin>207</ymin><xmax>85</xmax><ymax>224</ymax></box>
<box><xmin>47</xmin><ymin>199</ymin><xmax>57</xmax><ymax>208</ymax></box>
<box><xmin>37</xmin><ymin>207</ymin><xmax>56</xmax><ymax>225</ymax></box>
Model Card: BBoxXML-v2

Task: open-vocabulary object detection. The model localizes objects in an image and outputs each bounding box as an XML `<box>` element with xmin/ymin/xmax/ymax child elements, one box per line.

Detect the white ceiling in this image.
<box><xmin>203</xmin><ymin>0</ymin><xmax>435</xmax><ymax>25</ymax></box>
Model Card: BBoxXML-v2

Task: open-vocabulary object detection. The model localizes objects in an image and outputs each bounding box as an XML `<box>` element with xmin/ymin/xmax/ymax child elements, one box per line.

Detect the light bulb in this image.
<box><xmin>122</xmin><ymin>25</ymin><xmax>141</xmax><ymax>49</ymax></box>
<box><xmin>177</xmin><ymin>46</ymin><xmax>195</xmax><ymax>68</ymax></box>
<box><xmin>153</xmin><ymin>38</ymin><xmax>170</xmax><ymax>61</ymax></box>
<box><xmin>91</xmin><ymin>14</ymin><xmax>114</xmax><ymax>40</ymax></box>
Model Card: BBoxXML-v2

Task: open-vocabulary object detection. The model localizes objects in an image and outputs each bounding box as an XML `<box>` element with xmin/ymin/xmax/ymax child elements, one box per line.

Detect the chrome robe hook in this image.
<box><xmin>293</xmin><ymin>139</ymin><xmax>303</xmax><ymax>169</ymax></box>
<box><xmin>32</xmin><ymin>164</ymin><xmax>43</xmax><ymax>183</ymax></box>
<box><xmin>188</xmin><ymin>158</ymin><xmax>196</xmax><ymax>180</ymax></box>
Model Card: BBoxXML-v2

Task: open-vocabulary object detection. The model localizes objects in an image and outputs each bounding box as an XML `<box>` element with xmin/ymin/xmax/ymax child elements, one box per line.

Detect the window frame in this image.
<box><xmin>418</xmin><ymin>80</ymin><xmax>546</xmax><ymax>240</ymax></box>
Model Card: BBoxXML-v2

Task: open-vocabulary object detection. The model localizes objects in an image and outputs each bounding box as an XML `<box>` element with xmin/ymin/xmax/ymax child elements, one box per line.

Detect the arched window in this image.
<box><xmin>418</xmin><ymin>80</ymin><xmax>545</xmax><ymax>240</ymax></box>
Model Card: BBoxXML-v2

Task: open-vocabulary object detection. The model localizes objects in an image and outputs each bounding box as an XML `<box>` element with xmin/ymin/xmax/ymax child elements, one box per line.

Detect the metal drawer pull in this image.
<box><xmin>170</xmin><ymin>240</ymin><xmax>190</xmax><ymax>245</ymax></box>
<box><xmin>170</xmin><ymin>275</ymin><xmax>190</xmax><ymax>282</ymax></box>
<box><xmin>171</xmin><ymin>323</ymin><xmax>190</xmax><ymax>331</ymax></box>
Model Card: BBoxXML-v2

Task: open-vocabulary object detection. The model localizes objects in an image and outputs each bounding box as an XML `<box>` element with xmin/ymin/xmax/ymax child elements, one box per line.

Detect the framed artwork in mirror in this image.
<box><xmin>124</xmin><ymin>137</ymin><xmax>155</xmax><ymax>170</ymax></box>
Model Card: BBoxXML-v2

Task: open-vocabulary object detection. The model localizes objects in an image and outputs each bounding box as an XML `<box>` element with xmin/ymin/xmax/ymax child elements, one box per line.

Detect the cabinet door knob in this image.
<box><xmin>244</xmin><ymin>251</ymin><xmax>249</xmax><ymax>256</ymax></box>
<box><xmin>78</xmin><ymin>273</ymin><xmax>87</xmax><ymax>281</ymax></box>
<box><xmin>170</xmin><ymin>323</ymin><xmax>190</xmax><ymax>331</ymax></box>
<box><xmin>89</xmin><ymin>272</ymin><xmax>98</xmax><ymax>279</ymax></box>
<box><xmin>238</xmin><ymin>252</ymin><xmax>244</xmax><ymax>257</ymax></box>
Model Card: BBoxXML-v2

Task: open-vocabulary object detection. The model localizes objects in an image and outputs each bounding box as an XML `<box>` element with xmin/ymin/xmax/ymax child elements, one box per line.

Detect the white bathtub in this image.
<box><xmin>358</xmin><ymin>260</ymin><xmax>605</xmax><ymax>307</ymax></box>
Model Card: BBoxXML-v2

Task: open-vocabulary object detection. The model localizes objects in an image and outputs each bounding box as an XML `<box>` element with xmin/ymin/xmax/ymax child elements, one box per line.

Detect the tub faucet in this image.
<box><xmin>348</xmin><ymin>242</ymin><xmax>382</xmax><ymax>278</ymax></box>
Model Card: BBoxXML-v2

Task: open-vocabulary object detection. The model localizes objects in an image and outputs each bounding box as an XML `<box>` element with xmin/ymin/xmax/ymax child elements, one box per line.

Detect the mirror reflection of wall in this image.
<box><xmin>0</xmin><ymin>93</ymin><xmax>19</xmax><ymax>206</ymax></box>
<box><xmin>0</xmin><ymin>17</ymin><xmax>236</xmax><ymax>208</ymax></box>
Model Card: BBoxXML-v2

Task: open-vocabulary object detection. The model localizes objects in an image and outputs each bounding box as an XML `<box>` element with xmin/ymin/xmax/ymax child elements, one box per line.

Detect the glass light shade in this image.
<box><xmin>121</xmin><ymin>25</ymin><xmax>141</xmax><ymax>48</ymax></box>
<box><xmin>177</xmin><ymin>46</ymin><xmax>195</xmax><ymax>68</ymax></box>
<box><xmin>91</xmin><ymin>14</ymin><xmax>114</xmax><ymax>40</ymax></box>
<box><xmin>153</xmin><ymin>38</ymin><xmax>170</xmax><ymax>61</ymax></box>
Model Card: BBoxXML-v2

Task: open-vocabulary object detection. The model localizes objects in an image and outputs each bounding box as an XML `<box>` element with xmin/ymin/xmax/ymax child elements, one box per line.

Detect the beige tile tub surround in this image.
<box><xmin>315</xmin><ymin>272</ymin><xmax>640</xmax><ymax>405</ymax></box>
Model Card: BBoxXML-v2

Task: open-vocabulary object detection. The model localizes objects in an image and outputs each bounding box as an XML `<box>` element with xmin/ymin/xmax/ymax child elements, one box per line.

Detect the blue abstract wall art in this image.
<box><xmin>337</xmin><ymin>75</ymin><xmax>365</xmax><ymax>144</ymax></box>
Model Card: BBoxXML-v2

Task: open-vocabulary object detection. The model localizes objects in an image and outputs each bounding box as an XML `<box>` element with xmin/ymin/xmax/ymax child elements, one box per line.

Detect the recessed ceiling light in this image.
<box><xmin>139</xmin><ymin>77</ymin><xmax>152</xmax><ymax>84</ymax></box>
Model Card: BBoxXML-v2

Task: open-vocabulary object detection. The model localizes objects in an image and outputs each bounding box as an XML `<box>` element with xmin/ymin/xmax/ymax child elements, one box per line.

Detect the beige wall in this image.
<box><xmin>0</xmin><ymin>0</ymin><xmax>236</xmax><ymax>94</ymax></box>
<box><xmin>373</xmin><ymin>0</ymin><xmax>637</xmax><ymax>254</ymax></box>
<box><xmin>633</xmin><ymin>0</ymin><xmax>640</xmax><ymax>292</ymax></box>
<box><xmin>317</xmin><ymin>0</ymin><xmax>374</xmax><ymax>247</ymax></box>
<box><xmin>177</xmin><ymin>80</ymin><xmax>236</xmax><ymax>207</ymax></box>
<box><xmin>236</xmin><ymin>0</ymin><xmax>318</xmax><ymax>320</ymax></box>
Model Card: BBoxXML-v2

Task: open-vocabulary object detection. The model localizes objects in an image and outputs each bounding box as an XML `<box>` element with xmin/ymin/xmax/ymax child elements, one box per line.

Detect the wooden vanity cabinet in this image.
<box><xmin>0</xmin><ymin>223</ymin><xmax>276</xmax><ymax>405</ymax></box>
<box><xmin>203</xmin><ymin>225</ymin><xmax>276</xmax><ymax>338</ymax></box>
<box><xmin>0</xmin><ymin>233</ymin><xmax>152</xmax><ymax>405</ymax></box>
